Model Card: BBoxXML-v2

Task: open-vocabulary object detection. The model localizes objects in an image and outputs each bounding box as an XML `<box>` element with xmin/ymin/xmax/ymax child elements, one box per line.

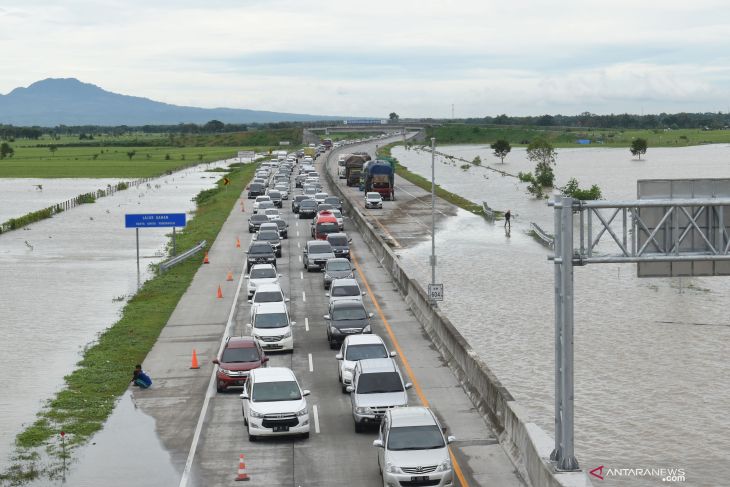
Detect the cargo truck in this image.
<box><xmin>345</xmin><ymin>153</ymin><xmax>371</xmax><ymax>187</ymax></box>
<box><xmin>364</xmin><ymin>159</ymin><xmax>395</xmax><ymax>200</ymax></box>
<box><xmin>337</xmin><ymin>154</ymin><xmax>351</xmax><ymax>179</ymax></box>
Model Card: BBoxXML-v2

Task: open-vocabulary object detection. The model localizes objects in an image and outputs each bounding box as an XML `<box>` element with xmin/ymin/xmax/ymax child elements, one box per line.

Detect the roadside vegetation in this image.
<box><xmin>424</xmin><ymin>124</ymin><xmax>730</xmax><ymax>148</ymax></box>
<box><xmin>0</xmin><ymin>160</ymin><xmax>259</xmax><ymax>485</ymax></box>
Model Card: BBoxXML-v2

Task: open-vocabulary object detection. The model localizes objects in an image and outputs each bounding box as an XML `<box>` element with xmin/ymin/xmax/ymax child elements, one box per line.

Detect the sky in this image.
<box><xmin>1</xmin><ymin>0</ymin><xmax>730</xmax><ymax>118</ymax></box>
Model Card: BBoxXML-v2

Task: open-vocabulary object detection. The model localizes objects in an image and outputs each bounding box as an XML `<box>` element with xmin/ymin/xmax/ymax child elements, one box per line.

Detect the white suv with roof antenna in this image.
<box><xmin>247</xmin><ymin>301</ymin><xmax>295</xmax><ymax>352</ymax></box>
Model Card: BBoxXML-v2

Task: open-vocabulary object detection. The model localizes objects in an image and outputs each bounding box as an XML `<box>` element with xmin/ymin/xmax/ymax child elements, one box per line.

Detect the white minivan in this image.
<box><xmin>248</xmin><ymin>301</ymin><xmax>295</xmax><ymax>352</ymax></box>
<box><xmin>241</xmin><ymin>367</ymin><xmax>310</xmax><ymax>441</ymax></box>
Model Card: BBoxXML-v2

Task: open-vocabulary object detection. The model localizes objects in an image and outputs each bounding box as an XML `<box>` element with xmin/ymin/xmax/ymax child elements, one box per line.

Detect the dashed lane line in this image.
<box><xmin>308</xmin><ymin>353</ymin><xmax>314</xmax><ymax>372</ymax></box>
<box><xmin>313</xmin><ymin>405</ymin><xmax>321</xmax><ymax>434</ymax></box>
<box><xmin>305</xmin><ymin>317</ymin><xmax>309</xmax><ymax>331</ymax></box>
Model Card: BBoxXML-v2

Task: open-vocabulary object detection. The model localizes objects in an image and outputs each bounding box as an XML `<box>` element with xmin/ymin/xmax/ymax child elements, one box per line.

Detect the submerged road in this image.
<box><xmin>133</xmin><ymin>138</ymin><xmax>525</xmax><ymax>486</ymax></box>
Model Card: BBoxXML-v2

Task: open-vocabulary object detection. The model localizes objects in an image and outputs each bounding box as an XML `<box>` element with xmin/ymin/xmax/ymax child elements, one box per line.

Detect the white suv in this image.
<box><xmin>246</xmin><ymin>264</ymin><xmax>280</xmax><ymax>299</ymax></box>
<box><xmin>241</xmin><ymin>367</ymin><xmax>310</xmax><ymax>441</ymax></box>
<box><xmin>373</xmin><ymin>407</ymin><xmax>455</xmax><ymax>486</ymax></box>
<box><xmin>336</xmin><ymin>335</ymin><xmax>395</xmax><ymax>392</ymax></box>
<box><xmin>248</xmin><ymin>283</ymin><xmax>288</xmax><ymax>322</ymax></box>
<box><xmin>248</xmin><ymin>301</ymin><xmax>295</xmax><ymax>352</ymax></box>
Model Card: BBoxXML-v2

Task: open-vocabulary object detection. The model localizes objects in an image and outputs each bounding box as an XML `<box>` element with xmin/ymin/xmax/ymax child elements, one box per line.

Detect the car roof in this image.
<box><xmin>251</xmin><ymin>214</ymin><xmax>269</xmax><ymax>220</ymax></box>
<box><xmin>388</xmin><ymin>407</ymin><xmax>437</xmax><ymax>427</ymax></box>
<box><xmin>331</xmin><ymin>299</ymin><xmax>365</xmax><ymax>309</ymax></box>
<box><xmin>344</xmin><ymin>334</ymin><xmax>386</xmax><ymax>346</ymax></box>
<box><xmin>331</xmin><ymin>278</ymin><xmax>358</xmax><ymax>287</ymax></box>
<box><xmin>358</xmin><ymin>357</ymin><xmax>397</xmax><ymax>373</ymax></box>
<box><xmin>366</xmin><ymin>192</ymin><xmax>380</xmax><ymax>197</ymax></box>
<box><xmin>225</xmin><ymin>336</ymin><xmax>258</xmax><ymax>349</ymax></box>
<box><xmin>327</xmin><ymin>233</ymin><xmax>347</xmax><ymax>240</ymax></box>
<box><xmin>255</xmin><ymin>283</ymin><xmax>282</xmax><ymax>293</ymax></box>
<box><xmin>307</xmin><ymin>240</ymin><xmax>332</xmax><ymax>248</ymax></box>
<box><xmin>254</xmin><ymin>301</ymin><xmax>287</xmax><ymax>313</ymax></box>
<box><xmin>251</xmin><ymin>366</ymin><xmax>297</xmax><ymax>383</ymax></box>
<box><xmin>326</xmin><ymin>257</ymin><xmax>351</xmax><ymax>266</ymax></box>
<box><xmin>249</xmin><ymin>263</ymin><xmax>276</xmax><ymax>271</ymax></box>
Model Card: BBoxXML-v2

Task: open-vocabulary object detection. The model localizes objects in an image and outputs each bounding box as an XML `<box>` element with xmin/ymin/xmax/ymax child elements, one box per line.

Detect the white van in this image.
<box><xmin>241</xmin><ymin>367</ymin><xmax>310</xmax><ymax>440</ymax></box>
<box><xmin>248</xmin><ymin>301</ymin><xmax>294</xmax><ymax>352</ymax></box>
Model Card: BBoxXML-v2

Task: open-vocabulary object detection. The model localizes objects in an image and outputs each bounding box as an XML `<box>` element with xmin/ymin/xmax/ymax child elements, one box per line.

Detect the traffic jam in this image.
<box><xmin>215</xmin><ymin>140</ymin><xmax>456</xmax><ymax>487</ymax></box>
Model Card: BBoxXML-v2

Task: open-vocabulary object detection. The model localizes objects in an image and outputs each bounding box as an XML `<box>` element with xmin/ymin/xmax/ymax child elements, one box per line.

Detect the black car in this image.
<box><xmin>292</xmin><ymin>195</ymin><xmax>308</xmax><ymax>213</ymax></box>
<box><xmin>324</xmin><ymin>300</ymin><xmax>373</xmax><ymax>349</ymax></box>
<box><xmin>326</xmin><ymin>233</ymin><xmax>351</xmax><ymax>260</ymax></box>
<box><xmin>248</xmin><ymin>214</ymin><xmax>270</xmax><ymax>233</ymax></box>
<box><xmin>324</xmin><ymin>196</ymin><xmax>342</xmax><ymax>212</ymax></box>
<box><xmin>267</xmin><ymin>190</ymin><xmax>283</xmax><ymax>208</ymax></box>
<box><xmin>253</xmin><ymin>230</ymin><xmax>282</xmax><ymax>257</ymax></box>
<box><xmin>246</xmin><ymin>242</ymin><xmax>276</xmax><ymax>272</ymax></box>
<box><xmin>271</xmin><ymin>218</ymin><xmax>289</xmax><ymax>239</ymax></box>
<box><xmin>323</xmin><ymin>258</ymin><xmax>355</xmax><ymax>289</ymax></box>
<box><xmin>298</xmin><ymin>199</ymin><xmax>318</xmax><ymax>219</ymax></box>
<box><xmin>247</xmin><ymin>183</ymin><xmax>265</xmax><ymax>199</ymax></box>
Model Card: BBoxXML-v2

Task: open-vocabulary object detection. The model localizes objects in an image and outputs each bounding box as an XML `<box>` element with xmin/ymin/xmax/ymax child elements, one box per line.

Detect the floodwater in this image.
<box><xmin>0</xmin><ymin>179</ymin><xmax>124</xmax><ymax>222</ymax></box>
<box><xmin>392</xmin><ymin>145</ymin><xmax>730</xmax><ymax>487</ymax></box>
<box><xmin>0</xmin><ymin>159</ymin><xmax>239</xmax><ymax>466</ymax></box>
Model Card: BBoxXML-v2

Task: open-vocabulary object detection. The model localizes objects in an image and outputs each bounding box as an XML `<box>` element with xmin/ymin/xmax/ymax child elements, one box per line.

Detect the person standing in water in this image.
<box><xmin>504</xmin><ymin>209</ymin><xmax>511</xmax><ymax>230</ymax></box>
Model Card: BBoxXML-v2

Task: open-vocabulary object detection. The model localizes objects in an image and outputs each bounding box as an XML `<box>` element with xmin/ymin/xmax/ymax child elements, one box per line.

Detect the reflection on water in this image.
<box><xmin>394</xmin><ymin>145</ymin><xmax>730</xmax><ymax>487</ymax></box>
<box><xmin>0</xmin><ymin>160</ymin><xmax>235</xmax><ymax>465</ymax></box>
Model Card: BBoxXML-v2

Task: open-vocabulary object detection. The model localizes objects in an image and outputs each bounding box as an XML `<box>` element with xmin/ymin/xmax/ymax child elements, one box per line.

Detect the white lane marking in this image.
<box><xmin>300</xmin><ymin>271</ymin><xmax>303</xmax><ymax>280</ymax></box>
<box><xmin>295</xmin><ymin>221</ymin><xmax>299</xmax><ymax>227</ymax></box>
<box><xmin>178</xmin><ymin>258</ymin><xmax>246</xmax><ymax>487</ymax></box>
<box><xmin>305</xmin><ymin>317</ymin><xmax>309</xmax><ymax>331</ymax></box>
<box><xmin>298</xmin><ymin>255</ymin><xmax>302</xmax><ymax>262</ymax></box>
<box><xmin>297</xmin><ymin>242</ymin><xmax>300</xmax><ymax>249</ymax></box>
<box><xmin>308</xmin><ymin>353</ymin><xmax>313</xmax><ymax>372</ymax></box>
<box><xmin>302</xmin><ymin>291</ymin><xmax>306</xmax><ymax>302</ymax></box>
<box><xmin>313</xmin><ymin>405</ymin><xmax>320</xmax><ymax>434</ymax></box>
<box><xmin>297</xmin><ymin>231</ymin><xmax>300</xmax><ymax>237</ymax></box>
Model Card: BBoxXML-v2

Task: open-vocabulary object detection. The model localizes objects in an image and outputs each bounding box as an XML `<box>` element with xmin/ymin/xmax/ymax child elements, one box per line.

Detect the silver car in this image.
<box><xmin>323</xmin><ymin>258</ymin><xmax>354</xmax><ymax>289</ymax></box>
<box><xmin>373</xmin><ymin>407</ymin><xmax>455</xmax><ymax>487</ymax></box>
<box><xmin>347</xmin><ymin>358</ymin><xmax>411</xmax><ymax>432</ymax></box>
<box><xmin>303</xmin><ymin>240</ymin><xmax>335</xmax><ymax>272</ymax></box>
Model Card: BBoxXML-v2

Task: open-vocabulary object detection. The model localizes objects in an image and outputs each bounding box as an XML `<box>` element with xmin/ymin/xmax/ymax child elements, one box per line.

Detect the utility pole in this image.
<box><xmin>451</xmin><ymin>104</ymin><xmax>454</xmax><ymax>120</ymax></box>
<box><xmin>430</xmin><ymin>137</ymin><xmax>437</xmax><ymax>302</ymax></box>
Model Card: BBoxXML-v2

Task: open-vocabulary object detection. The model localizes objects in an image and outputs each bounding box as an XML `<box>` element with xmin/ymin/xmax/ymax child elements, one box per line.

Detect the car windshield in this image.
<box><xmin>250</xmin><ymin>267</ymin><xmax>276</xmax><ymax>279</ymax></box>
<box><xmin>257</xmin><ymin>231</ymin><xmax>280</xmax><ymax>241</ymax></box>
<box><xmin>309</xmin><ymin>244</ymin><xmax>332</xmax><ymax>254</ymax></box>
<box><xmin>325</xmin><ymin>198</ymin><xmax>339</xmax><ymax>204</ymax></box>
<box><xmin>264</xmin><ymin>209</ymin><xmax>279</xmax><ymax>215</ymax></box>
<box><xmin>346</xmin><ymin>344</ymin><xmax>388</xmax><ymax>361</ymax></box>
<box><xmin>252</xmin><ymin>381</ymin><xmax>301</xmax><ymax>402</ymax></box>
<box><xmin>367</xmin><ymin>193</ymin><xmax>380</xmax><ymax>199</ymax></box>
<box><xmin>327</xmin><ymin>261</ymin><xmax>352</xmax><ymax>271</ymax></box>
<box><xmin>332</xmin><ymin>306</ymin><xmax>367</xmax><ymax>321</ymax></box>
<box><xmin>295</xmin><ymin>196</ymin><xmax>307</xmax><ymax>202</ymax></box>
<box><xmin>274</xmin><ymin>220</ymin><xmax>286</xmax><ymax>229</ymax></box>
<box><xmin>317</xmin><ymin>223</ymin><xmax>338</xmax><ymax>234</ymax></box>
<box><xmin>332</xmin><ymin>285</ymin><xmax>359</xmax><ymax>297</ymax></box>
<box><xmin>356</xmin><ymin>372</ymin><xmax>403</xmax><ymax>394</ymax></box>
<box><xmin>254</xmin><ymin>312</ymin><xmax>288</xmax><ymax>329</ymax></box>
<box><xmin>300</xmin><ymin>200</ymin><xmax>316</xmax><ymax>208</ymax></box>
<box><xmin>269</xmin><ymin>192</ymin><xmax>281</xmax><ymax>198</ymax></box>
<box><xmin>251</xmin><ymin>215</ymin><xmax>268</xmax><ymax>223</ymax></box>
<box><xmin>256</xmin><ymin>196</ymin><xmax>270</xmax><ymax>202</ymax></box>
<box><xmin>249</xmin><ymin>244</ymin><xmax>272</xmax><ymax>254</ymax></box>
<box><xmin>254</xmin><ymin>291</ymin><xmax>283</xmax><ymax>303</ymax></box>
<box><xmin>387</xmin><ymin>425</ymin><xmax>445</xmax><ymax>451</ymax></box>
<box><xmin>221</xmin><ymin>347</ymin><xmax>260</xmax><ymax>363</ymax></box>
<box><xmin>328</xmin><ymin>236</ymin><xmax>347</xmax><ymax>246</ymax></box>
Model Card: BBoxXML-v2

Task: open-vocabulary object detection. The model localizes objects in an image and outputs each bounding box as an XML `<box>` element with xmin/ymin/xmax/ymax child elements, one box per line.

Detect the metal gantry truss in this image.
<box><xmin>549</xmin><ymin>196</ymin><xmax>730</xmax><ymax>471</ymax></box>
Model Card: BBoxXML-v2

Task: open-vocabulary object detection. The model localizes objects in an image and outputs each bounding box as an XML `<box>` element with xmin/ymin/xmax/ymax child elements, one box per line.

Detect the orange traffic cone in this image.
<box><xmin>190</xmin><ymin>349</ymin><xmax>200</xmax><ymax>369</ymax></box>
<box><xmin>217</xmin><ymin>285</ymin><xmax>223</xmax><ymax>299</ymax></box>
<box><xmin>203</xmin><ymin>251</ymin><xmax>210</xmax><ymax>264</ymax></box>
<box><xmin>234</xmin><ymin>454</ymin><xmax>250</xmax><ymax>481</ymax></box>
<box><xmin>226</xmin><ymin>270</ymin><xmax>234</xmax><ymax>281</ymax></box>
<box><xmin>236</xmin><ymin>237</ymin><xmax>241</xmax><ymax>248</ymax></box>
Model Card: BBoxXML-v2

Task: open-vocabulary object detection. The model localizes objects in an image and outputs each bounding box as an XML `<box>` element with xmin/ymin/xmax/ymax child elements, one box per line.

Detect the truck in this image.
<box><xmin>322</xmin><ymin>138</ymin><xmax>333</xmax><ymax>150</ymax></box>
<box><xmin>303</xmin><ymin>147</ymin><xmax>316</xmax><ymax>158</ymax></box>
<box><xmin>344</xmin><ymin>153</ymin><xmax>371</xmax><ymax>187</ymax></box>
<box><xmin>337</xmin><ymin>153</ymin><xmax>351</xmax><ymax>179</ymax></box>
<box><xmin>363</xmin><ymin>159</ymin><xmax>395</xmax><ymax>200</ymax></box>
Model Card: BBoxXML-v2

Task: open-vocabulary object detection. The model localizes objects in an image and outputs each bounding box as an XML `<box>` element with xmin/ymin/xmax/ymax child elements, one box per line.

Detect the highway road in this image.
<box><xmin>133</xmin><ymin>138</ymin><xmax>525</xmax><ymax>486</ymax></box>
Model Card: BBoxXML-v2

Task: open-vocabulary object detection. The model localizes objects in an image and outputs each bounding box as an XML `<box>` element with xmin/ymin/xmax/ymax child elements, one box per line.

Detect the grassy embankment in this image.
<box><xmin>424</xmin><ymin>124</ymin><xmax>730</xmax><ymax>148</ymax></box>
<box><xmin>0</xmin><ymin>128</ymin><xmax>303</xmax><ymax>178</ymax></box>
<box><xmin>377</xmin><ymin>143</ymin><xmax>496</xmax><ymax>218</ymax></box>
<box><xmin>0</xmin><ymin>160</ymin><xmax>259</xmax><ymax>485</ymax></box>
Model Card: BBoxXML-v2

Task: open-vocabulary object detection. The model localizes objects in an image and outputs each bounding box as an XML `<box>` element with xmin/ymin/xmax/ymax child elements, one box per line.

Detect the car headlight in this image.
<box><xmin>362</xmin><ymin>324</ymin><xmax>371</xmax><ymax>333</ymax></box>
<box><xmin>436</xmin><ymin>458</ymin><xmax>452</xmax><ymax>472</ymax></box>
<box><xmin>282</xmin><ymin>330</ymin><xmax>292</xmax><ymax>338</ymax></box>
<box><xmin>249</xmin><ymin>409</ymin><xmax>265</xmax><ymax>418</ymax></box>
<box><xmin>385</xmin><ymin>463</ymin><xmax>402</xmax><ymax>474</ymax></box>
<box><xmin>355</xmin><ymin>406</ymin><xmax>373</xmax><ymax>414</ymax></box>
<box><xmin>296</xmin><ymin>407</ymin><xmax>308</xmax><ymax>417</ymax></box>
<box><xmin>330</xmin><ymin>326</ymin><xmax>339</xmax><ymax>334</ymax></box>
<box><xmin>324</xmin><ymin>273</ymin><xmax>330</xmax><ymax>279</ymax></box>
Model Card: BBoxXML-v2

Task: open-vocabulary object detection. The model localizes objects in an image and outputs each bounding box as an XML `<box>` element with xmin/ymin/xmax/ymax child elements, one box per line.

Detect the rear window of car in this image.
<box><xmin>254</xmin><ymin>312</ymin><xmax>288</xmax><ymax>329</ymax></box>
<box><xmin>332</xmin><ymin>285</ymin><xmax>360</xmax><ymax>297</ymax></box>
<box><xmin>249</xmin><ymin>243</ymin><xmax>272</xmax><ymax>254</ymax></box>
<box><xmin>251</xmin><ymin>215</ymin><xmax>269</xmax><ymax>223</ymax></box>
<box><xmin>346</xmin><ymin>344</ymin><xmax>388</xmax><ymax>361</ymax></box>
<box><xmin>257</xmin><ymin>231</ymin><xmax>280</xmax><ymax>241</ymax></box>
<box><xmin>356</xmin><ymin>372</ymin><xmax>403</xmax><ymax>394</ymax></box>
<box><xmin>254</xmin><ymin>291</ymin><xmax>283</xmax><ymax>303</ymax></box>
<box><xmin>300</xmin><ymin>200</ymin><xmax>316</xmax><ymax>208</ymax></box>
<box><xmin>309</xmin><ymin>243</ymin><xmax>332</xmax><ymax>253</ymax></box>
<box><xmin>250</xmin><ymin>267</ymin><xmax>276</xmax><ymax>279</ymax></box>
<box><xmin>268</xmin><ymin>191</ymin><xmax>281</xmax><ymax>198</ymax></box>
<box><xmin>328</xmin><ymin>236</ymin><xmax>347</xmax><ymax>246</ymax></box>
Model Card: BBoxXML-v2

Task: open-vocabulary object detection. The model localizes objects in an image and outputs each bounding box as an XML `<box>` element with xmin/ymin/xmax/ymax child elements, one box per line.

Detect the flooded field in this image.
<box><xmin>392</xmin><ymin>145</ymin><xmax>730</xmax><ymax>486</ymax></box>
<box><xmin>0</xmin><ymin>159</ymin><xmax>236</xmax><ymax>465</ymax></box>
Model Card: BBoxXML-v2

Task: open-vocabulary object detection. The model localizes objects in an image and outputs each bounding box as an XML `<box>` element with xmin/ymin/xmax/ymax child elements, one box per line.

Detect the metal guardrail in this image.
<box><xmin>482</xmin><ymin>201</ymin><xmax>495</xmax><ymax>221</ymax></box>
<box><xmin>530</xmin><ymin>222</ymin><xmax>555</xmax><ymax>248</ymax></box>
<box><xmin>159</xmin><ymin>240</ymin><xmax>207</xmax><ymax>272</ymax></box>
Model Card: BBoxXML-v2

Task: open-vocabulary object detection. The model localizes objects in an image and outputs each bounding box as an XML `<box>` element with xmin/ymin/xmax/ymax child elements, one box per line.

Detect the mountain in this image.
<box><xmin>0</xmin><ymin>78</ymin><xmax>343</xmax><ymax>126</ymax></box>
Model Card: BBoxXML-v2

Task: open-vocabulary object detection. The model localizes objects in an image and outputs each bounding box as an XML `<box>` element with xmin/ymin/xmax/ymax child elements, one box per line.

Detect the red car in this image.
<box><xmin>213</xmin><ymin>337</ymin><xmax>268</xmax><ymax>392</ymax></box>
<box><xmin>311</xmin><ymin>211</ymin><xmax>339</xmax><ymax>240</ymax></box>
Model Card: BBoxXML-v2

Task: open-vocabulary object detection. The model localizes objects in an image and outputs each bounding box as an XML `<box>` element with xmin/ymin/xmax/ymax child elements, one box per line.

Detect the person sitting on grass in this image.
<box><xmin>131</xmin><ymin>364</ymin><xmax>152</xmax><ymax>389</ymax></box>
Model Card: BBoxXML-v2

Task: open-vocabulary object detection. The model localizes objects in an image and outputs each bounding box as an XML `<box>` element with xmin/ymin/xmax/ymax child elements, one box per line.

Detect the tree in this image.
<box><xmin>49</xmin><ymin>145</ymin><xmax>58</xmax><ymax>156</ymax></box>
<box><xmin>630</xmin><ymin>138</ymin><xmax>648</xmax><ymax>160</ymax></box>
<box><xmin>0</xmin><ymin>142</ymin><xmax>13</xmax><ymax>159</ymax></box>
<box><xmin>203</xmin><ymin>120</ymin><xmax>225</xmax><ymax>132</ymax></box>
<box><xmin>561</xmin><ymin>178</ymin><xmax>602</xmax><ymax>200</ymax></box>
<box><xmin>525</xmin><ymin>138</ymin><xmax>557</xmax><ymax>197</ymax></box>
<box><xmin>491</xmin><ymin>139</ymin><xmax>511</xmax><ymax>163</ymax></box>
<box><xmin>389</xmin><ymin>112</ymin><xmax>399</xmax><ymax>122</ymax></box>
<box><xmin>126</xmin><ymin>150</ymin><xmax>136</xmax><ymax>160</ymax></box>
<box><xmin>472</xmin><ymin>156</ymin><xmax>482</xmax><ymax>166</ymax></box>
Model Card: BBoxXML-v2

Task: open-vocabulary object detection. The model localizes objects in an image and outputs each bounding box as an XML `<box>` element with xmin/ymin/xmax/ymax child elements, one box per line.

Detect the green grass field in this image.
<box><xmin>426</xmin><ymin>124</ymin><xmax>730</xmax><ymax>148</ymax></box>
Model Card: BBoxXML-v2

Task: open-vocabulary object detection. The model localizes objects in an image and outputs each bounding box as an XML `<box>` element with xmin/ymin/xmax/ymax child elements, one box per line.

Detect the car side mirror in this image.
<box><xmin>212</xmin><ymin>359</ymin><xmax>220</xmax><ymax>365</ymax></box>
<box><xmin>325</xmin><ymin>293</ymin><xmax>330</xmax><ymax>297</ymax></box>
<box><xmin>285</xmin><ymin>298</ymin><xmax>290</xmax><ymax>302</ymax></box>
<box><xmin>335</xmin><ymin>353</ymin><xmax>343</xmax><ymax>360</ymax></box>
<box><xmin>244</xmin><ymin>274</ymin><xmax>249</xmax><ymax>278</ymax></box>
<box><xmin>278</xmin><ymin>274</ymin><xmax>282</xmax><ymax>277</ymax></box>
<box><xmin>246</xmin><ymin>323</ymin><xmax>252</xmax><ymax>328</ymax></box>
<box><xmin>389</xmin><ymin>351</ymin><xmax>397</xmax><ymax>357</ymax></box>
<box><xmin>369</xmin><ymin>313</ymin><xmax>374</xmax><ymax>318</ymax></box>
<box><xmin>372</xmin><ymin>439</ymin><xmax>384</xmax><ymax>448</ymax></box>
<box><xmin>240</xmin><ymin>392</ymin><xmax>249</xmax><ymax>400</ymax></box>
<box><xmin>348</xmin><ymin>238</ymin><xmax>353</xmax><ymax>243</ymax></box>
<box><xmin>302</xmin><ymin>390</ymin><xmax>311</xmax><ymax>397</ymax></box>
<box><xmin>262</xmin><ymin>356</ymin><xmax>269</xmax><ymax>363</ymax></box>
<box><xmin>447</xmin><ymin>435</ymin><xmax>456</xmax><ymax>444</ymax></box>
<box><xmin>405</xmin><ymin>382</ymin><xmax>413</xmax><ymax>390</ymax></box>
<box><xmin>346</xmin><ymin>386</ymin><xmax>354</xmax><ymax>393</ymax></box>
<box><xmin>323</xmin><ymin>314</ymin><xmax>330</xmax><ymax>320</ymax></box>
<box><xmin>247</xmin><ymin>299</ymin><xmax>252</xmax><ymax>304</ymax></box>
<box><xmin>362</xmin><ymin>292</ymin><xmax>367</xmax><ymax>296</ymax></box>
<box><xmin>291</xmin><ymin>321</ymin><xmax>297</xmax><ymax>326</ymax></box>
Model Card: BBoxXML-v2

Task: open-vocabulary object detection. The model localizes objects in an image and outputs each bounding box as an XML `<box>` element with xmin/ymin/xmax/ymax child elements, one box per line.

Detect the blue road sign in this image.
<box><xmin>125</xmin><ymin>213</ymin><xmax>186</xmax><ymax>228</ymax></box>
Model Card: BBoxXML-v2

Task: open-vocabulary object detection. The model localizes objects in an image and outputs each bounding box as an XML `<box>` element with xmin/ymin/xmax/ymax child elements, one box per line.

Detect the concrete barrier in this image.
<box><xmin>323</xmin><ymin>150</ymin><xmax>592</xmax><ymax>487</ymax></box>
